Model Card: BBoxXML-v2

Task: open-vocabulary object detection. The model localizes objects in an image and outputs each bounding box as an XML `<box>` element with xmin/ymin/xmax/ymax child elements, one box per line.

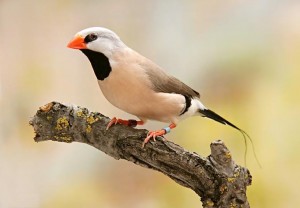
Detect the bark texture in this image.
<box><xmin>29</xmin><ymin>101</ymin><xmax>252</xmax><ymax>208</ymax></box>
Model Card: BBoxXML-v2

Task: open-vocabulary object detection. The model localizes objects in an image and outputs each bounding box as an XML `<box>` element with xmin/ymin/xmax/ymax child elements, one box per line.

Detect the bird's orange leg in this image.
<box><xmin>142</xmin><ymin>123</ymin><xmax>176</xmax><ymax>148</ymax></box>
<box><xmin>106</xmin><ymin>117</ymin><xmax>144</xmax><ymax>130</ymax></box>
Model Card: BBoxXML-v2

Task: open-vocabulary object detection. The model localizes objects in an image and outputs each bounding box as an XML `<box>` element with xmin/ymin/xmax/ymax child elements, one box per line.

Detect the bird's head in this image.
<box><xmin>67</xmin><ymin>27</ymin><xmax>125</xmax><ymax>57</ymax></box>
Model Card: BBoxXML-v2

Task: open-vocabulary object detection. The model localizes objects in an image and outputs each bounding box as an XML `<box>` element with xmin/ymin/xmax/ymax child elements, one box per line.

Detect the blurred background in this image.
<box><xmin>1</xmin><ymin>0</ymin><xmax>300</xmax><ymax>207</ymax></box>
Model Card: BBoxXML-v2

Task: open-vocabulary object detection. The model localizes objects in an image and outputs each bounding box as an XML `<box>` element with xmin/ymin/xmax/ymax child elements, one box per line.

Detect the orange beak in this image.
<box><xmin>67</xmin><ymin>35</ymin><xmax>86</xmax><ymax>49</ymax></box>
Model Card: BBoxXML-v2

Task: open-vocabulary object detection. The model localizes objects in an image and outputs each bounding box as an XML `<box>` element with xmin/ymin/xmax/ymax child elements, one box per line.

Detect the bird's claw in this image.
<box><xmin>142</xmin><ymin>129</ymin><xmax>166</xmax><ymax>148</ymax></box>
<box><xmin>106</xmin><ymin>117</ymin><xmax>118</xmax><ymax>130</ymax></box>
<box><xmin>106</xmin><ymin>117</ymin><xmax>143</xmax><ymax>130</ymax></box>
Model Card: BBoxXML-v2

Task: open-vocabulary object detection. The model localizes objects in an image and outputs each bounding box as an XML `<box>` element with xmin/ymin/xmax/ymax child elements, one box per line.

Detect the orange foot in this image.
<box><xmin>142</xmin><ymin>123</ymin><xmax>176</xmax><ymax>148</ymax></box>
<box><xmin>106</xmin><ymin>117</ymin><xmax>144</xmax><ymax>130</ymax></box>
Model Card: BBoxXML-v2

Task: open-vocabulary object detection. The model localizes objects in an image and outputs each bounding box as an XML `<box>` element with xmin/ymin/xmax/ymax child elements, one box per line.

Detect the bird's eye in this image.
<box><xmin>84</xmin><ymin>33</ymin><xmax>98</xmax><ymax>43</ymax></box>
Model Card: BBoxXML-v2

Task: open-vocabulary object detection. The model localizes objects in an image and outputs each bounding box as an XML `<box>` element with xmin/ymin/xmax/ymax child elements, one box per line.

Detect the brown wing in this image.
<box><xmin>139</xmin><ymin>58</ymin><xmax>200</xmax><ymax>98</ymax></box>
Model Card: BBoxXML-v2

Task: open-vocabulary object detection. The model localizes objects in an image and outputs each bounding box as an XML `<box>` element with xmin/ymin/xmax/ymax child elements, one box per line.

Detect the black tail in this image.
<box><xmin>199</xmin><ymin>109</ymin><xmax>261</xmax><ymax>167</ymax></box>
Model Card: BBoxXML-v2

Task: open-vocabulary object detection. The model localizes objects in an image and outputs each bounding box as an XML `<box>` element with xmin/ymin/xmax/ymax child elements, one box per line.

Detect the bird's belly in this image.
<box><xmin>98</xmin><ymin>77</ymin><xmax>184</xmax><ymax>123</ymax></box>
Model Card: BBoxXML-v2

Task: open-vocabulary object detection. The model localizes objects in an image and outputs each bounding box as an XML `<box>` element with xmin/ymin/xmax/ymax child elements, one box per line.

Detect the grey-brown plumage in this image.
<box><xmin>139</xmin><ymin>59</ymin><xmax>200</xmax><ymax>98</ymax></box>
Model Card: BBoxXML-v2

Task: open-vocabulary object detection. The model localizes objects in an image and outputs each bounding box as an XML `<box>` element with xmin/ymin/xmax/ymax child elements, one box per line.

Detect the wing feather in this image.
<box><xmin>139</xmin><ymin>58</ymin><xmax>200</xmax><ymax>98</ymax></box>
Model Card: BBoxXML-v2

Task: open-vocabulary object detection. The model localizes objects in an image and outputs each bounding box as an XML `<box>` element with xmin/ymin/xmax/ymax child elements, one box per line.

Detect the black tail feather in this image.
<box><xmin>199</xmin><ymin>109</ymin><xmax>261</xmax><ymax>167</ymax></box>
<box><xmin>199</xmin><ymin>109</ymin><xmax>240</xmax><ymax>130</ymax></box>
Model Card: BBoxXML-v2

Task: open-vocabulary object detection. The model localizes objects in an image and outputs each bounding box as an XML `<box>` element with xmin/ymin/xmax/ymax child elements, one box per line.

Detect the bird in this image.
<box><xmin>67</xmin><ymin>27</ymin><xmax>258</xmax><ymax>164</ymax></box>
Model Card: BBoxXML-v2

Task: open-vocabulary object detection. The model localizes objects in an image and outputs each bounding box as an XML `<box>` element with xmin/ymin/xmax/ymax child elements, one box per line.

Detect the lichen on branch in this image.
<box><xmin>30</xmin><ymin>101</ymin><xmax>252</xmax><ymax>208</ymax></box>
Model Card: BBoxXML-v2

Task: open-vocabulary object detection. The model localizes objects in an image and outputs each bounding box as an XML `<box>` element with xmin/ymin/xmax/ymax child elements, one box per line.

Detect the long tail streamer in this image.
<box><xmin>199</xmin><ymin>109</ymin><xmax>261</xmax><ymax>168</ymax></box>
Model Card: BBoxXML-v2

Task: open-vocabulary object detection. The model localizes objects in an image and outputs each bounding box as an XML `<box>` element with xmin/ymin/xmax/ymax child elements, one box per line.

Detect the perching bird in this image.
<box><xmin>67</xmin><ymin>27</ymin><xmax>255</xmax><ymax>154</ymax></box>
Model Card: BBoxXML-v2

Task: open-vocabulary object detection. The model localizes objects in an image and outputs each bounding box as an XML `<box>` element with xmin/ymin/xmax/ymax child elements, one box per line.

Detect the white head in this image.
<box><xmin>67</xmin><ymin>27</ymin><xmax>126</xmax><ymax>57</ymax></box>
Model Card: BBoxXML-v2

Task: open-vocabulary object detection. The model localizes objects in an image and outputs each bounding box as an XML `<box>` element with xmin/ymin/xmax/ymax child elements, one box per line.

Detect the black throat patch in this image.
<box><xmin>80</xmin><ymin>49</ymin><xmax>112</xmax><ymax>81</ymax></box>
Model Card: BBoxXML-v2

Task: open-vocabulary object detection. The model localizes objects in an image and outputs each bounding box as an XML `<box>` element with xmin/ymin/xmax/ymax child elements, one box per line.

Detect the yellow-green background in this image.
<box><xmin>1</xmin><ymin>1</ymin><xmax>299</xmax><ymax>207</ymax></box>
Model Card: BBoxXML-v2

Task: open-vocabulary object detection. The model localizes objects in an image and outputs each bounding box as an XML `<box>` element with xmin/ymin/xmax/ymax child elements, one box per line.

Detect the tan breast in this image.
<box><xmin>97</xmin><ymin>49</ymin><xmax>185</xmax><ymax>123</ymax></box>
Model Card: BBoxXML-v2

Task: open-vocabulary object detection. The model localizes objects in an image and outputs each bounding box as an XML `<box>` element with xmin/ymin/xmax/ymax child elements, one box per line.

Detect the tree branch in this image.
<box><xmin>29</xmin><ymin>101</ymin><xmax>252</xmax><ymax>208</ymax></box>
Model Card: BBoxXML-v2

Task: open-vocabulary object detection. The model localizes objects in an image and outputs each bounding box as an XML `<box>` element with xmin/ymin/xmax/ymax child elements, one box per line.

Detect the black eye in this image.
<box><xmin>84</xmin><ymin>33</ymin><xmax>98</xmax><ymax>43</ymax></box>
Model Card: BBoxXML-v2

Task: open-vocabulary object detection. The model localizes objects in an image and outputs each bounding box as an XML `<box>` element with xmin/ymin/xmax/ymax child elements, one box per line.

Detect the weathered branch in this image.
<box><xmin>29</xmin><ymin>101</ymin><xmax>252</xmax><ymax>208</ymax></box>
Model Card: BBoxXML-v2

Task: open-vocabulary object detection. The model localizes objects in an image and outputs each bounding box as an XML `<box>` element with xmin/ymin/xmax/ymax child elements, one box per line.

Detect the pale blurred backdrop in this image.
<box><xmin>1</xmin><ymin>0</ymin><xmax>300</xmax><ymax>207</ymax></box>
